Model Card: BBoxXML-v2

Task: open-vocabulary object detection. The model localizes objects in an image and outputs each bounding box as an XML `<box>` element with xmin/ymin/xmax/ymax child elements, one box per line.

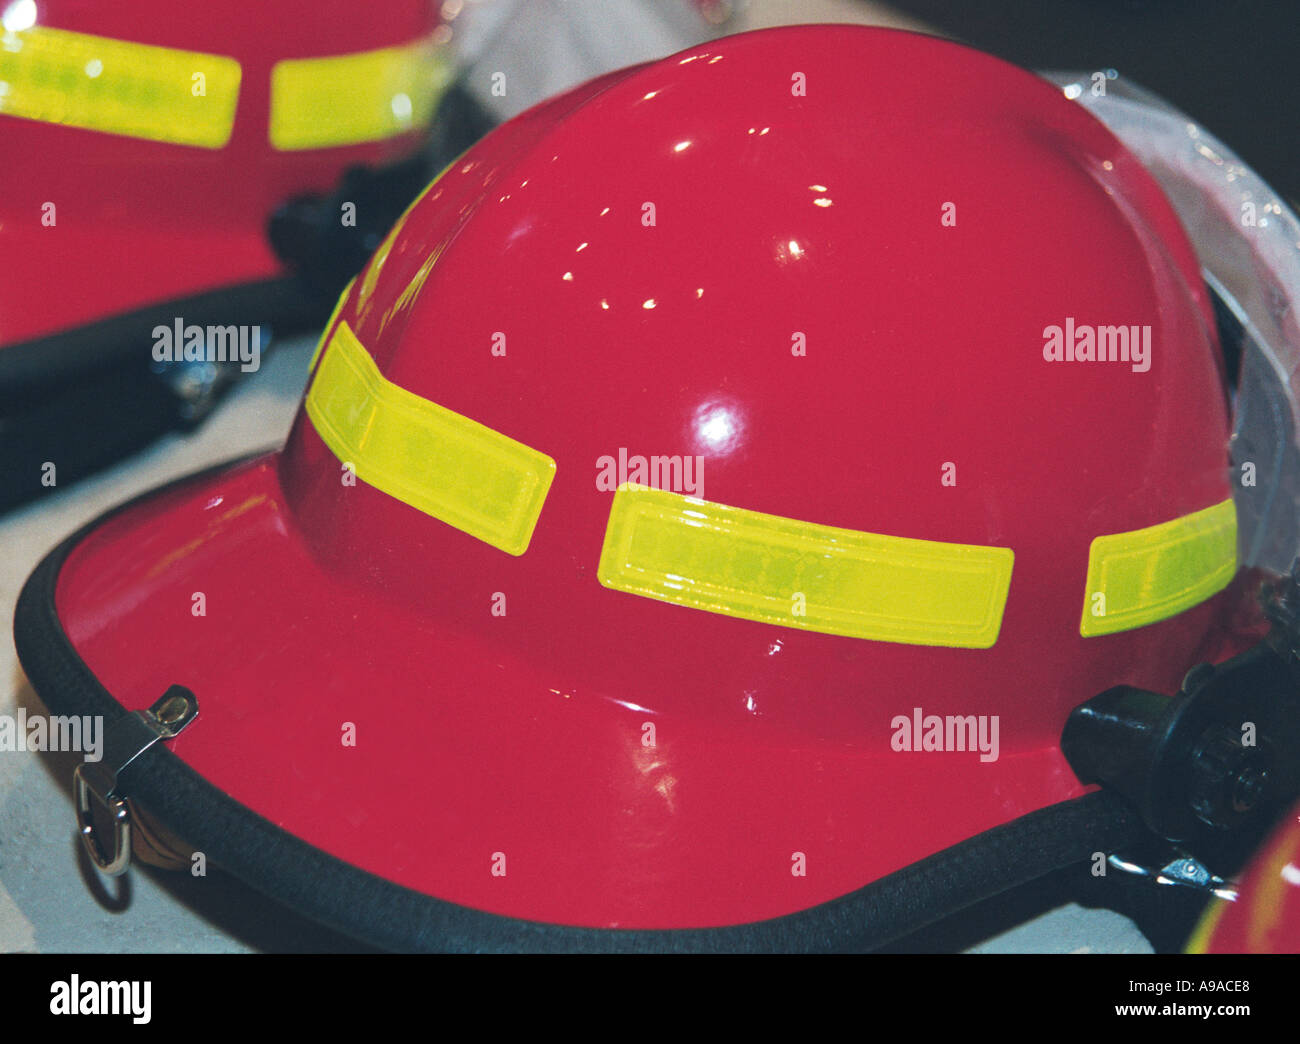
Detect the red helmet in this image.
<box><xmin>0</xmin><ymin>0</ymin><xmax>446</xmax><ymax>353</ymax></box>
<box><xmin>16</xmin><ymin>25</ymin><xmax>1259</xmax><ymax>948</ymax></box>
<box><xmin>1188</xmin><ymin>800</ymin><xmax>1300</xmax><ymax>953</ymax></box>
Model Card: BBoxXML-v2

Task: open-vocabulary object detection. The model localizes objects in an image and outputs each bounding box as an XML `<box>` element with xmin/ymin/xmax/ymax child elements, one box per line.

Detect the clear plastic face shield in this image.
<box><xmin>1047</xmin><ymin>71</ymin><xmax>1300</xmax><ymax>577</ymax></box>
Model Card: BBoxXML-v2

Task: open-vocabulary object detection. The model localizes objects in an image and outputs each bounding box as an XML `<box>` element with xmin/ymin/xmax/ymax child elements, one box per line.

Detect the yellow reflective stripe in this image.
<box><xmin>305</xmin><ymin>320</ymin><xmax>554</xmax><ymax>555</ymax></box>
<box><xmin>1081</xmin><ymin>498</ymin><xmax>1237</xmax><ymax>637</ymax></box>
<box><xmin>598</xmin><ymin>484</ymin><xmax>1014</xmax><ymax>648</ymax></box>
<box><xmin>269</xmin><ymin>36</ymin><xmax>451</xmax><ymax>150</ymax></box>
<box><xmin>309</xmin><ymin>276</ymin><xmax>355</xmax><ymax>373</ymax></box>
<box><xmin>0</xmin><ymin>26</ymin><xmax>240</xmax><ymax>148</ymax></box>
<box><xmin>1184</xmin><ymin>897</ymin><xmax>1228</xmax><ymax>954</ymax></box>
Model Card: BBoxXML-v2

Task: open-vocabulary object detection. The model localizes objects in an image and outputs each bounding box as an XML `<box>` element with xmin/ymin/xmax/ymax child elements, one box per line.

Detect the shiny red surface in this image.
<box><xmin>56</xmin><ymin>27</ymin><xmax>1239</xmax><ymax>929</ymax></box>
<box><xmin>0</xmin><ymin>0</ymin><xmax>438</xmax><ymax>348</ymax></box>
<box><xmin>1198</xmin><ymin>804</ymin><xmax>1300</xmax><ymax>953</ymax></box>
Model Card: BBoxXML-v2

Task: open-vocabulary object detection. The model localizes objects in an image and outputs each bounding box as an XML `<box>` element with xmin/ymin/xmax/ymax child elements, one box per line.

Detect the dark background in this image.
<box><xmin>888</xmin><ymin>0</ymin><xmax>1298</xmax><ymax>201</ymax></box>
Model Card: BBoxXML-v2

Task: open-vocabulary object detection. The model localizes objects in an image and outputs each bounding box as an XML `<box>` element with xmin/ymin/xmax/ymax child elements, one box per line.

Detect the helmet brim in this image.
<box><xmin>16</xmin><ymin>452</ymin><xmax>1123</xmax><ymax>947</ymax></box>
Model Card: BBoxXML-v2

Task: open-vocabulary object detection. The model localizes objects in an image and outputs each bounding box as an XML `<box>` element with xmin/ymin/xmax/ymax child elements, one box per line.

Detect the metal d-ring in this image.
<box><xmin>73</xmin><ymin>686</ymin><xmax>199</xmax><ymax>877</ymax></box>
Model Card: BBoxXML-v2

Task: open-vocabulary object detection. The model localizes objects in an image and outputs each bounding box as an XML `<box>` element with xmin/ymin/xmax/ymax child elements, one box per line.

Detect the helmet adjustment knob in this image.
<box><xmin>1186</xmin><ymin>723</ymin><xmax>1273</xmax><ymax>829</ymax></box>
<box><xmin>1062</xmin><ymin>613</ymin><xmax>1300</xmax><ymax>847</ymax></box>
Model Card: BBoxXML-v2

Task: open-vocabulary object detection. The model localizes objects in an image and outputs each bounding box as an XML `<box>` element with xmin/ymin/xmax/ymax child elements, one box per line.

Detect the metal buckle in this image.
<box><xmin>1107</xmin><ymin>853</ymin><xmax>1238</xmax><ymax>901</ymax></box>
<box><xmin>73</xmin><ymin>686</ymin><xmax>199</xmax><ymax>877</ymax></box>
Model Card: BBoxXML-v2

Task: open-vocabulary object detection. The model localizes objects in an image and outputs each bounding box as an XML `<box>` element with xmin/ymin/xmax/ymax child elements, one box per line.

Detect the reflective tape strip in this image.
<box><xmin>269</xmin><ymin>36</ymin><xmax>451</xmax><ymax>150</ymax></box>
<box><xmin>309</xmin><ymin>276</ymin><xmax>355</xmax><ymax>373</ymax></box>
<box><xmin>305</xmin><ymin>320</ymin><xmax>555</xmax><ymax>555</ymax></box>
<box><xmin>0</xmin><ymin>26</ymin><xmax>240</xmax><ymax>148</ymax></box>
<box><xmin>1080</xmin><ymin>498</ymin><xmax>1237</xmax><ymax>637</ymax></box>
<box><xmin>1183</xmin><ymin>898</ymin><xmax>1227</xmax><ymax>954</ymax></box>
<box><xmin>598</xmin><ymin>484</ymin><xmax>1015</xmax><ymax>648</ymax></box>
